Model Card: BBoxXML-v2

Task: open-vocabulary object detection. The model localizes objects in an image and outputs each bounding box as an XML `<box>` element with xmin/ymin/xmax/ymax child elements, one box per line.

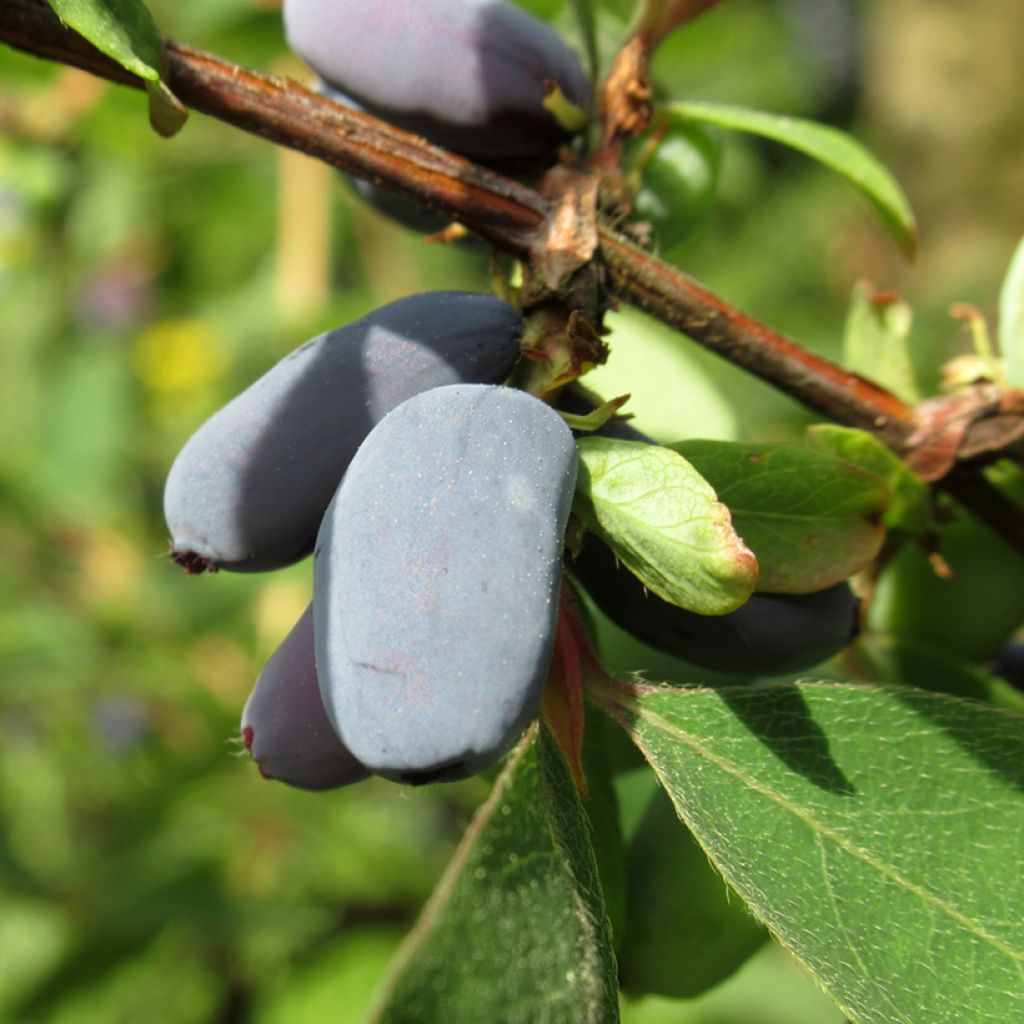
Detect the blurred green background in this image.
<box><xmin>1</xmin><ymin>0</ymin><xmax>1021</xmax><ymax>1020</ymax></box>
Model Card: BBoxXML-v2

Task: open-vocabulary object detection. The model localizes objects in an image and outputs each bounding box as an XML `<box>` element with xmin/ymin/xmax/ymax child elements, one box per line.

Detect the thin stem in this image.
<box><xmin>631</xmin><ymin>0</ymin><xmax>728</xmax><ymax>53</ymax></box>
<box><xmin>598</xmin><ymin>230</ymin><xmax>919</xmax><ymax>450</ymax></box>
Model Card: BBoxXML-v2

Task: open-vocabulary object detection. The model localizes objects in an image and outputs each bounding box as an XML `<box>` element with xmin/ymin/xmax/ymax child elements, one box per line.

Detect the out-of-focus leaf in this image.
<box><xmin>853</xmin><ymin>633</ymin><xmax>1024</xmax><ymax>713</ymax></box>
<box><xmin>569</xmin><ymin>0</ymin><xmax>599</xmax><ymax>83</ymax></box>
<box><xmin>618</xmin><ymin>785</ymin><xmax>766</xmax><ymax>999</ymax></box>
<box><xmin>867</xmin><ymin>502</ymin><xmax>1024</xmax><ymax>664</ymax></box>
<box><xmin>253</xmin><ymin>930</ymin><xmax>403</xmax><ymax>1024</ymax></box>
<box><xmin>667</xmin><ymin>101</ymin><xmax>917</xmax><ymax>255</ymax></box>
<box><xmin>805</xmin><ymin>425</ymin><xmax>930</xmax><ymax>534</ymax></box>
<box><xmin>842</xmin><ymin>280</ymin><xmax>920</xmax><ymax>402</ymax></box>
<box><xmin>999</xmin><ymin>232</ymin><xmax>1024</xmax><ymax>387</ymax></box>
<box><xmin>370</xmin><ymin>727</ymin><xmax>619</xmax><ymax>1024</ymax></box>
<box><xmin>12</xmin><ymin>864</ymin><xmax>227</xmax><ymax>1019</ymax></box>
<box><xmin>601</xmin><ymin>679</ymin><xmax>1024</xmax><ymax>1024</ymax></box>
<box><xmin>619</xmin><ymin>942</ymin><xmax>848</xmax><ymax>1024</ymax></box>
<box><xmin>35</xmin><ymin>346</ymin><xmax>134</xmax><ymax>520</ymax></box>
<box><xmin>46</xmin><ymin>0</ymin><xmax>187</xmax><ymax>136</ymax></box>
<box><xmin>581</xmin><ymin>309</ymin><xmax>738</xmax><ymax>443</ymax></box>
<box><xmin>671</xmin><ymin>440</ymin><xmax>887</xmax><ymax>593</ymax></box>
<box><xmin>574</xmin><ymin>437</ymin><xmax>757</xmax><ymax>615</ymax></box>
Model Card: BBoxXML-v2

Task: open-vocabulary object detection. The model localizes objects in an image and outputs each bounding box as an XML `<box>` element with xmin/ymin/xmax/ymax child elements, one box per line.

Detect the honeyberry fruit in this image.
<box><xmin>314</xmin><ymin>384</ymin><xmax>578</xmax><ymax>784</ymax></box>
<box><xmin>164</xmin><ymin>291</ymin><xmax>522</xmax><ymax>573</ymax></box>
<box><xmin>572</xmin><ymin>534</ymin><xmax>859</xmax><ymax>676</ymax></box>
<box><xmin>283</xmin><ymin>0</ymin><xmax>590</xmax><ymax>162</ymax></box>
<box><xmin>627</xmin><ymin>118</ymin><xmax>721</xmax><ymax>252</ymax></box>
<box><xmin>241</xmin><ymin>606</ymin><xmax>370</xmax><ymax>791</ymax></box>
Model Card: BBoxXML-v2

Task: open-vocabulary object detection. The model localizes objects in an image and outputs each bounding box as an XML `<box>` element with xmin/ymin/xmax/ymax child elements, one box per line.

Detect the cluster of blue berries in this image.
<box><xmin>164</xmin><ymin>1</ymin><xmax>859</xmax><ymax>792</ymax></box>
<box><xmin>165</xmin><ymin>293</ymin><xmax>577</xmax><ymax>789</ymax></box>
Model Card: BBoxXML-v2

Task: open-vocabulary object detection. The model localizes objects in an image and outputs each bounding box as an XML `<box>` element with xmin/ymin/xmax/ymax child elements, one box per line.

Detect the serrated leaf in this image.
<box><xmin>999</xmin><ymin>233</ymin><xmax>1024</xmax><ymax>387</ymax></box>
<box><xmin>601</xmin><ymin>679</ymin><xmax>1024</xmax><ymax>1024</ymax></box>
<box><xmin>46</xmin><ymin>0</ymin><xmax>187</xmax><ymax>137</ymax></box>
<box><xmin>670</xmin><ymin>440</ymin><xmax>887</xmax><ymax>593</ymax></box>
<box><xmin>805</xmin><ymin>425</ymin><xmax>930</xmax><ymax>535</ymax></box>
<box><xmin>667</xmin><ymin>101</ymin><xmax>917</xmax><ymax>256</ymax></box>
<box><xmin>842</xmin><ymin>280</ymin><xmax>920</xmax><ymax>402</ymax></box>
<box><xmin>573</xmin><ymin>437</ymin><xmax>757</xmax><ymax>615</ymax></box>
<box><xmin>370</xmin><ymin>727</ymin><xmax>619</xmax><ymax>1024</ymax></box>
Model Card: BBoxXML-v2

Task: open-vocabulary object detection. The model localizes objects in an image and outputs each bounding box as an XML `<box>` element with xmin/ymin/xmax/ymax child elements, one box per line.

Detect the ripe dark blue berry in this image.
<box><xmin>284</xmin><ymin>0</ymin><xmax>590</xmax><ymax>162</ymax></box>
<box><xmin>164</xmin><ymin>292</ymin><xmax>522</xmax><ymax>573</ymax></box>
<box><xmin>241</xmin><ymin>606</ymin><xmax>370</xmax><ymax>791</ymax></box>
<box><xmin>314</xmin><ymin>384</ymin><xmax>578</xmax><ymax>783</ymax></box>
<box><xmin>572</xmin><ymin>534</ymin><xmax>859</xmax><ymax>676</ymax></box>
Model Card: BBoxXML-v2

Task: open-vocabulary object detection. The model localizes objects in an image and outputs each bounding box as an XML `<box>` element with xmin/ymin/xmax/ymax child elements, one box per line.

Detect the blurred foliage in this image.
<box><xmin>0</xmin><ymin>0</ymin><xmax>1021</xmax><ymax>1020</ymax></box>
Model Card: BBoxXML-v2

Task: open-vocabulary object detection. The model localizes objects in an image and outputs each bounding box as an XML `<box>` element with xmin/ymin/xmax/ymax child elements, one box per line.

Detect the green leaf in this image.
<box><xmin>581</xmin><ymin>707</ymin><xmax>628</xmax><ymax>949</ymax></box>
<box><xmin>805</xmin><ymin>425</ymin><xmax>930</xmax><ymax>534</ymax></box>
<box><xmin>573</xmin><ymin>434</ymin><xmax>757</xmax><ymax>610</ymax></box>
<box><xmin>853</xmin><ymin>634</ymin><xmax>1024</xmax><ymax>714</ymax></box>
<box><xmin>45</xmin><ymin>0</ymin><xmax>187</xmax><ymax>137</ymax></box>
<box><xmin>370</xmin><ymin>727</ymin><xmax>619</xmax><ymax>1024</ymax></box>
<box><xmin>999</xmin><ymin>232</ymin><xmax>1024</xmax><ymax>387</ymax></box>
<box><xmin>670</xmin><ymin>440</ymin><xmax>887</xmax><ymax>593</ymax></box>
<box><xmin>667</xmin><ymin>101</ymin><xmax>918</xmax><ymax>256</ymax></box>
<box><xmin>569</xmin><ymin>0</ymin><xmax>599</xmax><ymax>85</ymax></box>
<box><xmin>573</xmin><ymin>437</ymin><xmax>757</xmax><ymax>615</ymax></box>
<box><xmin>841</xmin><ymin>280</ymin><xmax>920</xmax><ymax>402</ymax></box>
<box><xmin>618</xmin><ymin>785</ymin><xmax>766</xmax><ymax>999</ymax></box>
<box><xmin>602</xmin><ymin>679</ymin><xmax>1024</xmax><ymax>1024</ymax></box>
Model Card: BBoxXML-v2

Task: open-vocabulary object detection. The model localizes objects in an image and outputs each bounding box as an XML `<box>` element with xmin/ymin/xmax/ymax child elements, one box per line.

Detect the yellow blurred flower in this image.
<box><xmin>133</xmin><ymin>318</ymin><xmax>229</xmax><ymax>398</ymax></box>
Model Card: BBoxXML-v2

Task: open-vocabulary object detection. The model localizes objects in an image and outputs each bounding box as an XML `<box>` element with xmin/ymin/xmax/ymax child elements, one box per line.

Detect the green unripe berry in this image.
<box><xmin>627</xmin><ymin>118</ymin><xmax>721</xmax><ymax>252</ymax></box>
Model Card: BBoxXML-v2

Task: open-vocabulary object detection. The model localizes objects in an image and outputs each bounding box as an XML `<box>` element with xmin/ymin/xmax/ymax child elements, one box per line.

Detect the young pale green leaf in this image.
<box><xmin>667</xmin><ymin>101</ymin><xmax>917</xmax><ymax>256</ymax></box>
<box><xmin>805</xmin><ymin>425</ymin><xmax>930</xmax><ymax>535</ymax></box>
<box><xmin>670</xmin><ymin>440</ymin><xmax>887</xmax><ymax>593</ymax></box>
<box><xmin>573</xmin><ymin>437</ymin><xmax>757</xmax><ymax>615</ymax></box>
<box><xmin>46</xmin><ymin>0</ymin><xmax>187</xmax><ymax>137</ymax></box>
<box><xmin>601</xmin><ymin>679</ymin><xmax>1024</xmax><ymax>1024</ymax></box>
<box><xmin>842</xmin><ymin>281</ymin><xmax>920</xmax><ymax>402</ymax></box>
<box><xmin>370</xmin><ymin>726</ymin><xmax>619</xmax><ymax>1024</ymax></box>
<box><xmin>999</xmin><ymin>232</ymin><xmax>1024</xmax><ymax>387</ymax></box>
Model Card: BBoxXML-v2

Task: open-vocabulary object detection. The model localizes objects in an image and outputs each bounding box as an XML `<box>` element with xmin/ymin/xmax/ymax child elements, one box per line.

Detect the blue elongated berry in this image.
<box><xmin>572</xmin><ymin>535</ymin><xmax>859</xmax><ymax>676</ymax></box>
<box><xmin>283</xmin><ymin>0</ymin><xmax>590</xmax><ymax>162</ymax></box>
<box><xmin>241</xmin><ymin>606</ymin><xmax>370</xmax><ymax>791</ymax></box>
<box><xmin>164</xmin><ymin>292</ymin><xmax>522</xmax><ymax>573</ymax></box>
<box><xmin>314</xmin><ymin>384</ymin><xmax>578</xmax><ymax>783</ymax></box>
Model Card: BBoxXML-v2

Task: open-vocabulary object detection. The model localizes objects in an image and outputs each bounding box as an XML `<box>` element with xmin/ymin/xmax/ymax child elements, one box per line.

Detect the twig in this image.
<box><xmin>598</xmin><ymin>230</ymin><xmax>919</xmax><ymax>449</ymax></box>
<box><xmin>0</xmin><ymin>0</ymin><xmax>913</xmax><ymax>438</ymax></box>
